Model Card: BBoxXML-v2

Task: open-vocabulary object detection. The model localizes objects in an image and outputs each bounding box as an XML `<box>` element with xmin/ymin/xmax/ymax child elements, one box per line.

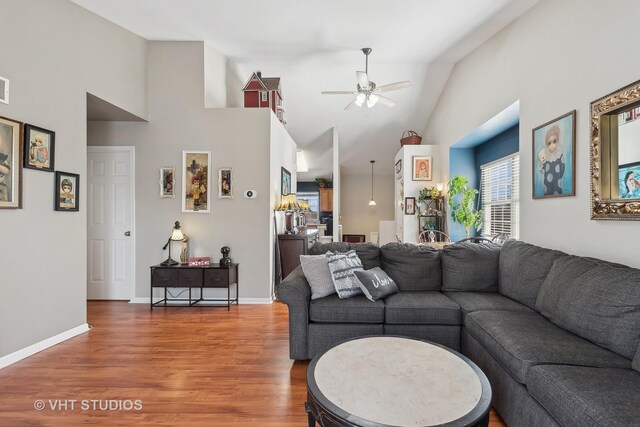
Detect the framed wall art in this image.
<box><xmin>281</xmin><ymin>167</ymin><xmax>291</xmax><ymax>195</ymax></box>
<box><xmin>532</xmin><ymin>110</ymin><xmax>576</xmax><ymax>199</ymax></box>
<box><xmin>0</xmin><ymin>115</ymin><xmax>23</xmax><ymax>209</ymax></box>
<box><xmin>404</xmin><ymin>197</ymin><xmax>416</xmax><ymax>215</ymax></box>
<box><xmin>24</xmin><ymin>124</ymin><xmax>54</xmax><ymax>172</ymax></box>
<box><xmin>218</xmin><ymin>167</ymin><xmax>233</xmax><ymax>199</ymax></box>
<box><xmin>182</xmin><ymin>150</ymin><xmax>210</xmax><ymax>213</ymax></box>
<box><xmin>0</xmin><ymin>76</ymin><xmax>8</xmax><ymax>104</ymax></box>
<box><xmin>412</xmin><ymin>156</ymin><xmax>432</xmax><ymax>181</ymax></box>
<box><xmin>159</xmin><ymin>166</ymin><xmax>175</xmax><ymax>198</ymax></box>
<box><xmin>54</xmin><ymin>171</ymin><xmax>79</xmax><ymax>212</ymax></box>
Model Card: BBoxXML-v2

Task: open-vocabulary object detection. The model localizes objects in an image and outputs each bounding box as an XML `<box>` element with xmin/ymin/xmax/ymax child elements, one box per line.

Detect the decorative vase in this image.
<box><xmin>220</xmin><ymin>246</ymin><xmax>232</xmax><ymax>268</ymax></box>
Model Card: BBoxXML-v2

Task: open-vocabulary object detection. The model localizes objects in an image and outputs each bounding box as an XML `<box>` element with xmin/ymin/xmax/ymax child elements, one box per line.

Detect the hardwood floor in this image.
<box><xmin>0</xmin><ymin>301</ymin><xmax>506</xmax><ymax>426</ymax></box>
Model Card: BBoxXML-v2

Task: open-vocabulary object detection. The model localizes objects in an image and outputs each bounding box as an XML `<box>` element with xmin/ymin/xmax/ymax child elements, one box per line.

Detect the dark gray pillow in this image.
<box><xmin>442</xmin><ymin>242</ymin><xmax>500</xmax><ymax>292</ymax></box>
<box><xmin>536</xmin><ymin>255</ymin><xmax>640</xmax><ymax>360</ymax></box>
<box><xmin>309</xmin><ymin>241</ymin><xmax>349</xmax><ymax>255</ymax></box>
<box><xmin>499</xmin><ymin>240</ymin><xmax>565</xmax><ymax>309</ymax></box>
<box><xmin>634</xmin><ymin>343</ymin><xmax>640</xmax><ymax>373</ymax></box>
<box><xmin>354</xmin><ymin>267</ymin><xmax>399</xmax><ymax>301</ymax></box>
<box><xmin>380</xmin><ymin>243</ymin><xmax>441</xmax><ymax>291</ymax></box>
<box><xmin>300</xmin><ymin>255</ymin><xmax>336</xmax><ymax>300</ymax></box>
<box><xmin>326</xmin><ymin>250</ymin><xmax>364</xmax><ymax>299</ymax></box>
<box><xmin>349</xmin><ymin>243</ymin><xmax>381</xmax><ymax>270</ymax></box>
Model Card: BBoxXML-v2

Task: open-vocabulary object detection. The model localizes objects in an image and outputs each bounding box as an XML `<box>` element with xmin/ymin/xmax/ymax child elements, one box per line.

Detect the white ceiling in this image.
<box><xmin>71</xmin><ymin>0</ymin><xmax>538</xmax><ymax>178</ymax></box>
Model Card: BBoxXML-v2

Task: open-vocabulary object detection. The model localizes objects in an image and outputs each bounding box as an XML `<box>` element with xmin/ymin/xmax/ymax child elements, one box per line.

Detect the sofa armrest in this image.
<box><xmin>276</xmin><ymin>265</ymin><xmax>311</xmax><ymax>360</ymax></box>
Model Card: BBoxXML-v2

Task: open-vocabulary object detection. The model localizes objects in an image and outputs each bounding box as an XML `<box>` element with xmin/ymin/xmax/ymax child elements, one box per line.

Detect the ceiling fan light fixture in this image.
<box><xmin>356</xmin><ymin>93</ymin><xmax>365</xmax><ymax>106</ymax></box>
<box><xmin>367</xmin><ymin>94</ymin><xmax>379</xmax><ymax>108</ymax></box>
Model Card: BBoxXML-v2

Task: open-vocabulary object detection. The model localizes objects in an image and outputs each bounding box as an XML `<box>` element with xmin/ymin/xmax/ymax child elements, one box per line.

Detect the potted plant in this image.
<box><xmin>447</xmin><ymin>176</ymin><xmax>483</xmax><ymax>238</ymax></box>
<box><xmin>315</xmin><ymin>178</ymin><xmax>327</xmax><ymax>188</ymax></box>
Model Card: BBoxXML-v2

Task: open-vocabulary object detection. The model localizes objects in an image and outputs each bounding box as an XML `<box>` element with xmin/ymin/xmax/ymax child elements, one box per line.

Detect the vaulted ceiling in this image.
<box><xmin>72</xmin><ymin>0</ymin><xmax>539</xmax><ymax>178</ymax></box>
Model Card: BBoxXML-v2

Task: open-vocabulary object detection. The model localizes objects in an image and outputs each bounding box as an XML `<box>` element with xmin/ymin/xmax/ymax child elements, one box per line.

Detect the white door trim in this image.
<box><xmin>87</xmin><ymin>146</ymin><xmax>136</xmax><ymax>301</ymax></box>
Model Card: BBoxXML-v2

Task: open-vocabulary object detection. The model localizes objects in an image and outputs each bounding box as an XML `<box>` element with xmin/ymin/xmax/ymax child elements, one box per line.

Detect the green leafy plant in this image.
<box><xmin>447</xmin><ymin>176</ymin><xmax>483</xmax><ymax>238</ymax></box>
<box><xmin>315</xmin><ymin>178</ymin><xmax>327</xmax><ymax>188</ymax></box>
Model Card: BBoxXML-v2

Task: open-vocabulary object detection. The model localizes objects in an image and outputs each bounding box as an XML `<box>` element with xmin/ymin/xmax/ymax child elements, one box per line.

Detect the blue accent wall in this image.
<box><xmin>474</xmin><ymin>125</ymin><xmax>519</xmax><ymax>184</ymax></box>
<box><xmin>448</xmin><ymin>124</ymin><xmax>519</xmax><ymax>242</ymax></box>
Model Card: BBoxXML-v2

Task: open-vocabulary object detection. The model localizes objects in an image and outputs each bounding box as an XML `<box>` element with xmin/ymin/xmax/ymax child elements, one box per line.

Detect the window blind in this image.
<box><xmin>480</xmin><ymin>155</ymin><xmax>519</xmax><ymax>239</ymax></box>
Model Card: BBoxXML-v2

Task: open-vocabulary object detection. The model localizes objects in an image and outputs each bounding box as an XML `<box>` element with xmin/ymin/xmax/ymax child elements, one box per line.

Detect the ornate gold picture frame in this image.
<box><xmin>590</xmin><ymin>80</ymin><xmax>640</xmax><ymax>220</ymax></box>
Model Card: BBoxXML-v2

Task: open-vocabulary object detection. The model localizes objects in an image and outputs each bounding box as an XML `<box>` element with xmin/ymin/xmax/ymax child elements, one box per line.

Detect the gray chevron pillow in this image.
<box><xmin>326</xmin><ymin>250</ymin><xmax>364</xmax><ymax>299</ymax></box>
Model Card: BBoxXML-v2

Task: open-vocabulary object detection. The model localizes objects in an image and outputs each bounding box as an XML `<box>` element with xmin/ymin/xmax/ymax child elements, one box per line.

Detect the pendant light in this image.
<box><xmin>369</xmin><ymin>160</ymin><xmax>377</xmax><ymax>206</ymax></box>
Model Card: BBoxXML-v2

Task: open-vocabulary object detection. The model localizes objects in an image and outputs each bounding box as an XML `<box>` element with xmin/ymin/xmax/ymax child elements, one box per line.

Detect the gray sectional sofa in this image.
<box><xmin>277</xmin><ymin>240</ymin><xmax>640</xmax><ymax>427</ymax></box>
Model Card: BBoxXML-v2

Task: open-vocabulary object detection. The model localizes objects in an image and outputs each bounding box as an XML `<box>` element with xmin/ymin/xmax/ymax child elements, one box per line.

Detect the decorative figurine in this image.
<box><xmin>180</xmin><ymin>234</ymin><xmax>189</xmax><ymax>265</ymax></box>
<box><xmin>220</xmin><ymin>246</ymin><xmax>232</xmax><ymax>268</ymax></box>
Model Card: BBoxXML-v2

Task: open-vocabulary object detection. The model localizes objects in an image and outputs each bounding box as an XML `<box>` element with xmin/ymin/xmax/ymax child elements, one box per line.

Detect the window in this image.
<box><xmin>261</xmin><ymin>92</ymin><xmax>268</xmax><ymax>102</ymax></box>
<box><xmin>297</xmin><ymin>191</ymin><xmax>319</xmax><ymax>221</ymax></box>
<box><xmin>480</xmin><ymin>154</ymin><xmax>519</xmax><ymax>239</ymax></box>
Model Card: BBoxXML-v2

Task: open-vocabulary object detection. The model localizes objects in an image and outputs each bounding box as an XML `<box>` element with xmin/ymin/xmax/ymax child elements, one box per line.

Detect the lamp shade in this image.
<box><xmin>170</xmin><ymin>221</ymin><xmax>184</xmax><ymax>241</ymax></box>
<box><xmin>277</xmin><ymin>194</ymin><xmax>300</xmax><ymax>211</ymax></box>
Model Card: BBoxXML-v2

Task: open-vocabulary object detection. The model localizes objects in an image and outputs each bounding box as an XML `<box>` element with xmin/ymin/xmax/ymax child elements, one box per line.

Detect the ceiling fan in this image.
<box><xmin>321</xmin><ymin>48</ymin><xmax>410</xmax><ymax>110</ymax></box>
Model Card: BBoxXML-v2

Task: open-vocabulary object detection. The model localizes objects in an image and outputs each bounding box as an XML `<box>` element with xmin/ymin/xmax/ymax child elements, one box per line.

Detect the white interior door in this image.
<box><xmin>87</xmin><ymin>147</ymin><xmax>134</xmax><ymax>300</ymax></box>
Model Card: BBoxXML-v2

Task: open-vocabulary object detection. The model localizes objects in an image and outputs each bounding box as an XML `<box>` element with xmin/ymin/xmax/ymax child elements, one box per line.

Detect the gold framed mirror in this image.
<box><xmin>590</xmin><ymin>80</ymin><xmax>640</xmax><ymax>220</ymax></box>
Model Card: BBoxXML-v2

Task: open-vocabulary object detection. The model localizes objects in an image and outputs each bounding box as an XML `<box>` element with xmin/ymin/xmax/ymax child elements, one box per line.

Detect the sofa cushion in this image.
<box><xmin>309</xmin><ymin>293</ymin><xmax>384</xmax><ymax>323</ymax></box>
<box><xmin>309</xmin><ymin>241</ymin><xmax>349</xmax><ymax>255</ymax></box>
<box><xmin>443</xmin><ymin>291</ymin><xmax>532</xmax><ymax>317</ymax></box>
<box><xmin>536</xmin><ymin>255</ymin><xmax>640</xmax><ymax>359</ymax></box>
<box><xmin>326</xmin><ymin>250</ymin><xmax>363</xmax><ymax>299</ymax></box>
<box><xmin>527</xmin><ymin>365</ymin><xmax>640</xmax><ymax>427</ymax></box>
<box><xmin>349</xmin><ymin>243</ymin><xmax>381</xmax><ymax>270</ymax></box>
<box><xmin>300</xmin><ymin>255</ymin><xmax>336</xmax><ymax>300</ymax></box>
<box><xmin>384</xmin><ymin>291</ymin><xmax>460</xmax><ymax>325</ymax></box>
<box><xmin>354</xmin><ymin>267</ymin><xmax>399</xmax><ymax>301</ymax></box>
<box><xmin>442</xmin><ymin>242</ymin><xmax>500</xmax><ymax>292</ymax></box>
<box><xmin>498</xmin><ymin>240</ymin><xmax>565</xmax><ymax>309</ymax></box>
<box><xmin>634</xmin><ymin>343</ymin><xmax>640</xmax><ymax>372</ymax></box>
<box><xmin>465</xmin><ymin>310</ymin><xmax>631</xmax><ymax>384</ymax></box>
<box><xmin>380</xmin><ymin>243</ymin><xmax>442</xmax><ymax>291</ymax></box>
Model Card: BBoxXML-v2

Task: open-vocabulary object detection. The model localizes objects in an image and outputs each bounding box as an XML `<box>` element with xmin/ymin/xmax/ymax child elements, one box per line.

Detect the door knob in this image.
<box><xmin>124</xmin><ymin>231</ymin><xmax>131</xmax><ymax>237</ymax></box>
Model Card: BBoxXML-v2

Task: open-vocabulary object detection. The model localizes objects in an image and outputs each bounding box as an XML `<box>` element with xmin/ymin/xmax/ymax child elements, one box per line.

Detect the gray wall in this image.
<box><xmin>89</xmin><ymin>41</ymin><xmax>295</xmax><ymax>301</ymax></box>
<box><xmin>0</xmin><ymin>0</ymin><xmax>148</xmax><ymax>357</ymax></box>
<box><xmin>340</xmin><ymin>174</ymin><xmax>395</xmax><ymax>239</ymax></box>
<box><xmin>425</xmin><ymin>0</ymin><xmax>639</xmax><ymax>267</ymax></box>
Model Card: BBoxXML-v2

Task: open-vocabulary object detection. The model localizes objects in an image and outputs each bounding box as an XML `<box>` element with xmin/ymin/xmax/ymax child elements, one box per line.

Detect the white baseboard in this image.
<box><xmin>0</xmin><ymin>323</ymin><xmax>90</xmax><ymax>370</ymax></box>
<box><xmin>128</xmin><ymin>297</ymin><xmax>273</xmax><ymax>304</ymax></box>
<box><xmin>238</xmin><ymin>298</ymin><xmax>274</xmax><ymax>304</ymax></box>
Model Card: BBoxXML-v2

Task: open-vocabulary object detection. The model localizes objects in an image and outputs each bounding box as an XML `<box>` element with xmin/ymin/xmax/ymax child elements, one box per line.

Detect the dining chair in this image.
<box><xmin>418</xmin><ymin>230</ymin><xmax>451</xmax><ymax>243</ymax></box>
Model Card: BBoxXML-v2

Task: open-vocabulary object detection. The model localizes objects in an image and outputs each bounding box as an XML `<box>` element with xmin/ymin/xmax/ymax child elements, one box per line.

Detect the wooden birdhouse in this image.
<box><xmin>242</xmin><ymin>71</ymin><xmax>286</xmax><ymax>125</ymax></box>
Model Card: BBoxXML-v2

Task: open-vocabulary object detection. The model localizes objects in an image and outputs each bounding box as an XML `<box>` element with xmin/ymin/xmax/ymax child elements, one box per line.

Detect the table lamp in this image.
<box><xmin>277</xmin><ymin>194</ymin><xmax>300</xmax><ymax>234</ymax></box>
<box><xmin>161</xmin><ymin>221</ymin><xmax>184</xmax><ymax>266</ymax></box>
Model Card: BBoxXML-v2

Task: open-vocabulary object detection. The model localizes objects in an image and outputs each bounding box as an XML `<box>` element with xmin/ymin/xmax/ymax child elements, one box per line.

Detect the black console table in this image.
<box><xmin>150</xmin><ymin>263</ymin><xmax>239</xmax><ymax>310</ymax></box>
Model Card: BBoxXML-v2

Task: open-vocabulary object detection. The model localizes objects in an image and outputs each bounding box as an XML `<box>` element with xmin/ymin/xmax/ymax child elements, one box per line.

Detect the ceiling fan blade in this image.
<box><xmin>376</xmin><ymin>95</ymin><xmax>397</xmax><ymax>107</ymax></box>
<box><xmin>344</xmin><ymin>99</ymin><xmax>360</xmax><ymax>110</ymax></box>
<box><xmin>376</xmin><ymin>81</ymin><xmax>411</xmax><ymax>92</ymax></box>
<box><xmin>321</xmin><ymin>90</ymin><xmax>356</xmax><ymax>95</ymax></box>
<box><xmin>356</xmin><ymin>71</ymin><xmax>369</xmax><ymax>90</ymax></box>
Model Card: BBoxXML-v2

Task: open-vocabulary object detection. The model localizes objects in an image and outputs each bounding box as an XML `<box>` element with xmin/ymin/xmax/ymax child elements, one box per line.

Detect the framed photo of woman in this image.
<box><xmin>0</xmin><ymin>115</ymin><xmax>23</xmax><ymax>209</ymax></box>
<box><xmin>412</xmin><ymin>156</ymin><xmax>432</xmax><ymax>181</ymax></box>
<box><xmin>54</xmin><ymin>171</ymin><xmax>79</xmax><ymax>212</ymax></box>
<box><xmin>160</xmin><ymin>166</ymin><xmax>175</xmax><ymax>198</ymax></box>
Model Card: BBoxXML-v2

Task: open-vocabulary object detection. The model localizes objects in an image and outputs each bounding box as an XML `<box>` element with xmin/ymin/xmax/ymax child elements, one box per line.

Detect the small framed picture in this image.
<box><xmin>0</xmin><ymin>76</ymin><xmax>8</xmax><ymax>104</ymax></box>
<box><xmin>412</xmin><ymin>156</ymin><xmax>432</xmax><ymax>181</ymax></box>
<box><xmin>395</xmin><ymin>159</ymin><xmax>402</xmax><ymax>179</ymax></box>
<box><xmin>0</xmin><ymin>115</ymin><xmax>23</xmax><ymax>209</ymax></box>
<box><xmin>218</xmin><ymin>167</ymin><xmax>233</xmax><ymax>199</ymax></box>
<box><xmin>55</xmin><ymin>171</ymin><xmax>79</xmax><ymax>211</ymax></box>
<box><xmin>23</xmin><ymin>124</ymin><xmax>55</xmax><ymax>172</ymax></box>
<box><xmin>281</xmin><ymin>167</ymin><xmax>291</xmax><ymax>195</ymax></box>
<box><xmin>182</xmin><ymin>150</ymin><xmax>211</xmax><ymax>213</ymax></box>
<box><xmin>532</xmin><ymin>110</ymin><xmax>576</xmax><ymax>199</ymax></box>
<box><xmin>405</xmin><ymin>197</ymin><xmax>416</xmax><ymax>215</ymax></box>
<box><xmin>160</xmin><ymin>166</ymin><xmax>175</xmax><ymax>198</ymax></box>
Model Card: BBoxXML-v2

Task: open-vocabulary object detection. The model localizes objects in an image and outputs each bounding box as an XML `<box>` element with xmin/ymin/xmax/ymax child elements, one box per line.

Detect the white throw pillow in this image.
<box><xmin>300</xmin><ymin>255</ymin><xmax>336</xmax><ymax>300</ymax></box>
<box><xmin>326</xmin><ymin>250</ymin><xmax>364</xmax><ymax>299</ymax></box>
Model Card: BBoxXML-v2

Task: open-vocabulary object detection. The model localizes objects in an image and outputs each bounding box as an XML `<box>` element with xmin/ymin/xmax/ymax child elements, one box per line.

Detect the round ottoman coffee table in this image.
<box><xmin>305</xmin><ymin>336</ymin><xmax>491</xmax><ymax>427</ymax></box>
